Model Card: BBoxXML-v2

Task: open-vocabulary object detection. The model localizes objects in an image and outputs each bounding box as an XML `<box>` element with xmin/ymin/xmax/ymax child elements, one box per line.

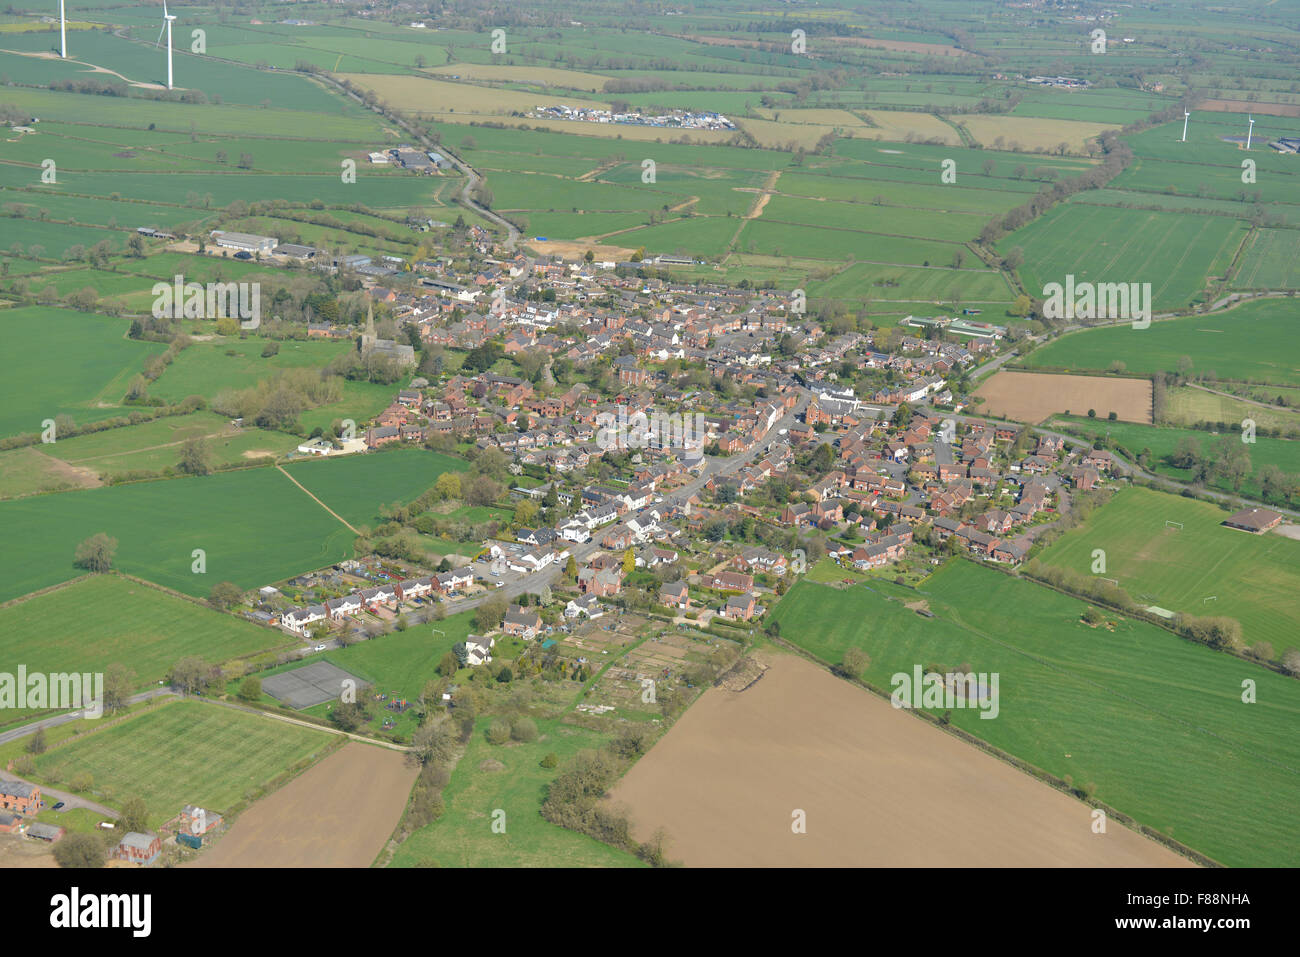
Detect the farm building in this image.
<box><xmin>180</xmin><ymin>805</ymin><xmax>222</xmax><ymax>836</ymax></box>
<box><xmin>209</xmin><ymin>230</ymin><xmax>278</xmax><ymax>254</ymax></box>
<box><xmin>26</xmin><ymin>822</ymin><xmax>64</xmax><ymax>843</ymax></box>
<box><xmin>113</xmin><ymin>831</ymin><xmax>162</xmax><ymax>865</ymax></box>
<box><xmin>0</xmin><ymin>812</ymin><xmax>20</xmax><ymax>834</ymax></box>
<box><xmin>1221</xmin><ymin>508</ymin><xmax>1283</xmax><ymax>534</ymax></box>
<box><xmin>0</xmin><ymin>781</ymin><xmax>41</xmax><ymax>815</ymax></box>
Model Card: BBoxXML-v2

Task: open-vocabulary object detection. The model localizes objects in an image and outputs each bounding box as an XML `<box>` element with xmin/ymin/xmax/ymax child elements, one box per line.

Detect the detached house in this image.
<box><xmin>503</xmin><ymin>605</ymin><xmax>543</xmax><ymax>639</ymax></box>
<box><xmin>659</xmin><ymin>580</ymin><xmax>690</xmax><ymax>610</ymax></box>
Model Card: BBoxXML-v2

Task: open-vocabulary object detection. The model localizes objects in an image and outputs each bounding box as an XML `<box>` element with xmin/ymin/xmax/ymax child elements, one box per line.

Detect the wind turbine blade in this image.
<box><xmin>163</xmin><ymin>0</ymin><xmax>168</xmax><ymax>17</ymax></box>
<box><xmin>156</xmin><ymin>21</ymin><xmax>166</xmax><ymax>46</ymax></box>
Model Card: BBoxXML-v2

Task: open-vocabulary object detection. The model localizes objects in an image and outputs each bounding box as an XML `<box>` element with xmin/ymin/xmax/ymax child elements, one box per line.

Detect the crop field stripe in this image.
<box><xmin>275</xmin><ymin>465</ymin><xmax>362</xmax><ymax>535</ymax></box>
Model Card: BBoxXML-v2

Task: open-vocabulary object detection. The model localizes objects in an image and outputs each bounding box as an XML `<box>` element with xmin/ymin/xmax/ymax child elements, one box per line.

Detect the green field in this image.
<box><xmin>389</xmin><ymin>716</ymin><xmax>641</xmax><ymax>868</ymax></box>
<box><xmin>0</xmin><ymin>575</ymin><xmax>289</xmax><ymax>727</ymax></box>
<box><xmin>0</xmin><ymin>306</ymin><xmax>164</xmax><ymax>438</ymax></box>
<box><xmin>1023</xmin><ymin>297</ymin><xmax>1300</xmax><ymax>384</ymax></box>
<box><xmin>0</xmin><ymin>448</ymin><xmax>466</xmax><ymax>602</ymax></box>
<box><xmin>1003</xmin><ymin>204</ymin><xmax>1246</xmax><ymax>312</ymax></box>
<box><xmin>769</xmin><ymin>560</ymin><xmax>1300</xmax><ymax>867</ymax></box>
<box><xmin>284</xmin><ymin>447</ymin><xmax>469</xmax><ymax>528</ymax></box>
<box><xmin>1030</xmin><ymin>486</ymin><xmax>1300</xmax><ymax>658</ymax></box>
<box><xmin>1231</xmin><ymin>229</ymin><xmax>1300</xmax><ymax>290</ymax></box>
<box><xmin>1050</xmin><ymin>415</ymin><xmax>1300</xmax><ymax>504</ymax></box>
<box><xmin>148</xmin><ymin>336</ymin><xmax>399</xmax><ymax>434</ymax></box>
<box><xmin>31</xmin><ymin>700</ymin><xmax>334</xmax><ymax>827</ymax></box>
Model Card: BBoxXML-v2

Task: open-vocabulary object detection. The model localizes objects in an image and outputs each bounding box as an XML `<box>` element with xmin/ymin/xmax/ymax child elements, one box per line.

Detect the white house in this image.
<box><xmin>464</xmin><ymin>635</ymin><xmax>495</xmax><ymax>666</ymax></box>
<box><xmin>323</xmin><ymin>595</ymin><xmax>362</xmax><ymax>620</ymax></box>
<box><xmin>564</xmin><ymin>594</ymin><xmax>605</xmax><ymax>619</ymax></box>
<box><xmin>284</xmin><ymin>605</ymin><xmax>327</xmax><ymax>635</ymax></box>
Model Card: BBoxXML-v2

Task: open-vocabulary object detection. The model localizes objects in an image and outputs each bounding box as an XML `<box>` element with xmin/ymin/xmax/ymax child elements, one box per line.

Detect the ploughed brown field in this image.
<box><xmin>193</xmin><ymin>743</ymin><xmax>417</xmax><ymax>868</ymax></box>
<box><xmin>975</xmin><ymin>371</ymin><xmax>1153</xmax><ymax>424</ymax></box>
<box><xmin>606</xmin><ymin>653</ymin><xmax>1193</xmax><ymax>867</ymax></box>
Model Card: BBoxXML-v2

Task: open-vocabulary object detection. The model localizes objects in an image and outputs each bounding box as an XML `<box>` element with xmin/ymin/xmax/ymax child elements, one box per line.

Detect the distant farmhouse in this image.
<box><xmin>209</xmin><ymin>230</ymin><xmax>278</xmax><ymax>255</ymax></box>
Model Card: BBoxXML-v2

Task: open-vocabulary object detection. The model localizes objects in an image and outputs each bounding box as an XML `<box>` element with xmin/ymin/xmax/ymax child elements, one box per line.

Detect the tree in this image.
<box><xmin>833</xmin><ymin>647</ymin><xmax>871</xmax><ymax>678</ymax></box>
<box><xmin>120</xmin><ymin>797</ymin><xmax>149</xmax><ymax>834</ymax></box>
<box><xmin>812</xmin><ymin>442</ymin><xmax>835</xmax><ymax>473</ymax></box>
<box><xmin>102</xmin><ymin>664</ymin><xmax>135</xmax><ymax>714</ymax></box>
<box><xmin>540</xmin><ymin>752</ymin><xmax>559</xmax><ymax>768</ymax></box>
<box><xmin>26</xmin><ymin>728</ymin><xmax>46</xmax><ymax>755</ymax></box>
<box><xmin>434</xmin><ymin>471</ymin><xmax>462</xmax><ymax>500</ymax></box>
<box><xmin>207</xmin><ymin>580</ymin><xmax>243</xmax><ymax>611</ymax></box>
<box><xmin>893</xmin><ymin>403</ymin><xmax>913</xmax><ymax>429</ymax></box>
<box><xmin>623</xmin><ymin>548</ymin><xmax>635</xmax><ymax>576</ymax></box>
<box><xmin>73</xmin><ymin>533</ymin><xmax>117</xmax><ymax>573</ymax></box>
<box><xmin>1283</xmin><ymin>649</ymin><xmax>1300</xmax><ymax>676</ymax></box>
<box><xmin>54</xmin><ymin>832</ymin><xmax>106</xmax><ymax>868</ymax></box>
<box><xmin>438</xmin><ymin>651</ymin><xmax>459</xmax><ymax>677</ymax></box>
<box><xmin>565</xmin><ymin>555</ymin><xmax>578</xmax><ymax>581</ymax></box>
<box><xmin>1082</xmin><ymin>606</ymin><xmax>1104</xmax><ymax>625</ymax></box>
<box><xmin>237</xmin><ymin>676</ymin><xmax>262</xmax><ymax>703</ymax></box>
<box><xmin>330</xmin><ymin>700</ymin><xmax>369</xmax><ymax>731</ymax></box>
<box><xmin>475</xmin><ymin>594</ymin><xmax>508</xmax><ymax>632</ymax></box>
<box><xmin>176</xmin><ymin>436</ymin><xmax>212</xmax><ymax>475</ymax></box>
<box><xmin>511</xmin><ymin>717</ymin><xmax>538</xmax><ymax>742</ymax></box>
<box><xmin>486</xmin><ymin>719</ymin><xmax>511</xmax><ymax>744</ymax></box>
<box><xmin>169</xmin><ymin>656</ymin><xmax>212</xmax><ymax>695</ymax></box>
<box><xmin>465</xmin><ymin>473</ymin><xmax>502</xmax><ymax>506</ymax></box>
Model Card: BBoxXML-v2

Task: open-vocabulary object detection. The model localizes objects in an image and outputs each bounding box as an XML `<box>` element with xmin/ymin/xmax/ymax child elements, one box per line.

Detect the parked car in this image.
<box><xmin>314</xmin><ymin>644</ymin><xmax>327</xmax><ymax>651</ymax></box>
<box><xmin>494</xmin><ymin>581</ymin><xmax>505</xmax><ymax>588</ymax></box>
<box><xmin>52</xmin><ymin>802</ymin><xmax>65</xmax><ymax>810</ymax></box>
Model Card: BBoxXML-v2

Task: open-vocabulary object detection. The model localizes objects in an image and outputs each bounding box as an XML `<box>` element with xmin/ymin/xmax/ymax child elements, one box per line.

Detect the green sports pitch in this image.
<box><xmin>1029</xmin><ymin>486</ymin><xmax>1300</xmax><ymax>658</ymax></box>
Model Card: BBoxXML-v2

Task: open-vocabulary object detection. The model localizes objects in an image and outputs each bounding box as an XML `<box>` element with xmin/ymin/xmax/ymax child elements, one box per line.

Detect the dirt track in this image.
<box><xmin>193</xmin><ymin>743</ymin><xmax>417</xmax><ymax>868</ymax></box>
<box><xmin>606</xmin><ymin>653</ymin><xmax>1194</xmax><ymax>867</ymax></box>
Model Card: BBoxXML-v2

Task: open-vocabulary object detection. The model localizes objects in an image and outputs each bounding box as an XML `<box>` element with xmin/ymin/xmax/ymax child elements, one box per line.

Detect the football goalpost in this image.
<box><xmin>1165</xmin><ymin>520</ymin><xmax>1184</xmax><ymax>530</ymax></box>
<box><xmin>1100</xmin><ymin>577</ymin><xmax>1119</xmax><ymax>587</ymax></box>
<box><xmin>1203</xmin><ymin>596</ymin><xmax>1218</xmax><ymax>603</ymax></box>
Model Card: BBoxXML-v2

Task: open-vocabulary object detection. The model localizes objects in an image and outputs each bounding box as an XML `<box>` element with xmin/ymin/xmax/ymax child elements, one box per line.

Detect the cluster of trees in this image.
<box><xmin>212</xmin><ymin>368</ymin><xmax>344</xmax><ymax>432</ymax></box>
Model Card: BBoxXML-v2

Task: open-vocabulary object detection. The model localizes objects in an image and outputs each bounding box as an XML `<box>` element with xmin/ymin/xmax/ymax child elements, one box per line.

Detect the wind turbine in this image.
<box><xmin>155</xmin><ymin>0</ymin><xmax>177</xmax><ymax>90</ymax></box>
<box><xmin>1246</xmin><ymin>115</ymin><xmax>1255</xmax><ymax>150</ymax></box>
<box><xmin>1181</xmin><ymin>111</ymin><xmax>1190</xmax><ymax>142</ymax></box>
<box><xmin>58</xmin><ymin>0</ymin><xmax>66</xmax><ymax>58</ymax></box>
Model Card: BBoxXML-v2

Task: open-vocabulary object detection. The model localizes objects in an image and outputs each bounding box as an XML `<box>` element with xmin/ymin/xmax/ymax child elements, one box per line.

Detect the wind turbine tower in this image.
<box><xmin>1246</xmin><ymin>115</ymin><xmax>1255</xmax><ymax>150</ymax></box>
<box><xmin>156</xmin><ymin>0</ymin><xmax>177</xmax><ymax>90</ymax></box>
<box><xmin>1181</xmin><ymin>111</ymin><xmax>1190</xmax><ymax>142</ymax></box>
<box><xmin>58</xmin><ymin>0</ymin><xmax>67</xmax><ymax>58</ymax></box>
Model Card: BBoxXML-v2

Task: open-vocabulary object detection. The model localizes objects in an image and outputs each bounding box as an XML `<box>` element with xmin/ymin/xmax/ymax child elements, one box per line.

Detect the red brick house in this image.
<box><xmin>0</xmin><ymin>782</ymin><xmax>40</xmax><ymax>815</ymax></box>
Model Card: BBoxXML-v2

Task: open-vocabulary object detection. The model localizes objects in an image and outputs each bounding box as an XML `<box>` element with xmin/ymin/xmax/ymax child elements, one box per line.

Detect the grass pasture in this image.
<box><xmin>1029</xmin><ymin>486</ymin><xmax>1300</xmax><ymax>658</ymax></box>
<box><xmin>1023</xmin><ymin>297</ymin><xmax>1300</xmax><ymax>385</ymax></box>
<box><xmin>1049</xmin><ymin>415</ymin><xmax>1300</xmax><ymax>504</ymax></box>
<box><xmin>769</xmin><ymin>561</ymin><xmax>1300</xmax><ymax>867</ymax></box>
<box><xmin>0</xmin><ymin>306</ymin><xmax>163</xmax><ymax>439</ymax></box>
<box><xmin>0</xmin><ymin>575</ymin><xmax>289</xmax><ymax>727</ymax></box>
<box><xmin>32</xmin><ymin>699</ymin><xmax>333</xmax><ymax>828</ymax></box>
<box><xmin>388</xmin><ymin>716</ymin><xmax>640</xmax><ymax>868</ymax></box>
<box><xmin>1002</xmin><ymin>203</ymin><xmax>1246</xmax><ymax>313</ymax></box>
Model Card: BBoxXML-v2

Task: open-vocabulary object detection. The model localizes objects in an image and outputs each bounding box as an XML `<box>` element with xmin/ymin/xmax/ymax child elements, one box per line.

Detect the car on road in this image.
<box><xmin>314</xmin><ymin>644</ymin><xmax>327</xmax><ymax>651</ymax></box>
<box><xmin>52</xmin><ymin>802</ymin><xmax>65</xmax><ymax>810</ymax></box>
<box><xmin>494</xmin><ymin>580</ymin><xmax>505</xmax><ymax>588</ymax></box>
